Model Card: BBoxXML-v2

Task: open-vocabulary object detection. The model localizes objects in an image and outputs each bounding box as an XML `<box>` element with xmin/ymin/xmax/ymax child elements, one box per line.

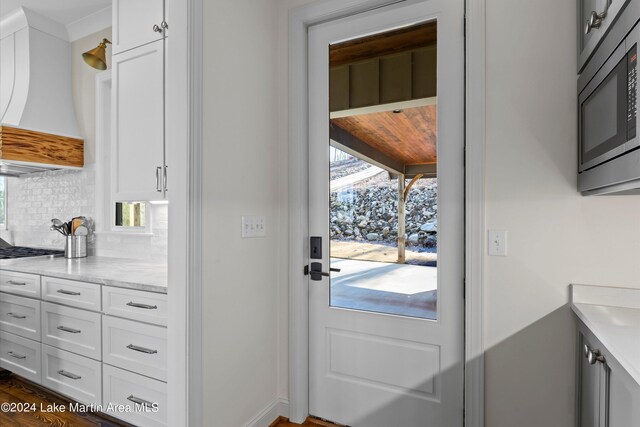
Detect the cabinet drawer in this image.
<box><xmin>103</xmin><ymin>316</ymin><xmax>167</xmax><ymax>381</ymax></box>
<box><xmin>41</xmin><ymin>344</ymin><xmax>101</xmax><ymax>406</ymax></box>
<box><xmin>0</xmin><ymin>293</ymin><xmax>40</xmax><ymax>340</ymax></box>
<box><xmin>42</xmin><ymin>277</ymin><xmax>101</xmax><ymax>311</ymax></box>
<box><xmin>0</xmin><ymin>331</ymin><xmax>41</xmax><ymax>384</ymax></box>
<box><xmin>103</xmin><ymin>286</ymin><xmax>167</xmax><ymax>326</ymax></box>
<box><xmin>42</xmin><ymin>302</ymin><xmax>101</xmax><ymax>360</ymax></box>
<box><xmin>103</xmin><ymin>364</ymin><xmax>167</xmax><ymax>427</ymax></box>
<box><xmin>0</xmin><ymin>271</ymin><xmax>40</xmax><ymax>298</ymax></box>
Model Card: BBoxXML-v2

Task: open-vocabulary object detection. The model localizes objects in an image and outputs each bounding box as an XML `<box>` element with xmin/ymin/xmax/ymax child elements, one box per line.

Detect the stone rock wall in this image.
<box><xmin>330</xmin><ymin>179</ymin><xmax>437</xmax><ymax>248</ymax></box>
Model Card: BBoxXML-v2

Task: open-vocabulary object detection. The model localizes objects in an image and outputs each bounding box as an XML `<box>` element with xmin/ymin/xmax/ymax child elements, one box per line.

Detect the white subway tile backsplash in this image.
<box><xmin>6</xmin><ymin>169</ymin><xmax>167</xmax><ymax>262</ymax></box>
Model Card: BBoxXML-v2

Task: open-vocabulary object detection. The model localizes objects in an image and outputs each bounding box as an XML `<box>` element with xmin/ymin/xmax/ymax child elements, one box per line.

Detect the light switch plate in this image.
<box><xmin>242</xmin><ymin>215</ymin><xmax>266</xmax><ymax>238</ymax></box>
<box><xmin>488</xmin><ymin>230</ymin><xmax>507</xmax><ymax>256</ymax></box>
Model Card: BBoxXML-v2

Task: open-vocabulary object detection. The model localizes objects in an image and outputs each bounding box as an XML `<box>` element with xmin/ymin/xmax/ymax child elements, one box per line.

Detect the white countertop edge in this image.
<box><xmin>571</xmin><ymin>301</ymin><xmax>640</xmax><ymax>387</ymax></box>
<box><xmin>0</xmin><ymin>266</ymin><xmax>168</xmax><ymax>294</ymax></box>
<box><xmin>570</xmin><ymin>283</ymin><xmax>640</xmax><ymax>310</ymax></box>
<box><xmin>0</xmin><ymin>256</ymin><xmax>168</xmax><ymax>294</ymax></box>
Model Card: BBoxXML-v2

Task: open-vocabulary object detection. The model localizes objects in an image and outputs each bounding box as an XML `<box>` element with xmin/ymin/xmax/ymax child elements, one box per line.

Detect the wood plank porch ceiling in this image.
<box><xmin>330</xmin><ymin>104</ymin><xmax>437</xmax><ymax>167</ymax></box>
<box><xmin>328</xmin><ymin>20</ymin><xmax>438</xmax><ymax>174</ymax></box>
<box><xmin>329</xmin><ymin>21</ymin><xmax>437</xmax><ymax>67</ymax></box>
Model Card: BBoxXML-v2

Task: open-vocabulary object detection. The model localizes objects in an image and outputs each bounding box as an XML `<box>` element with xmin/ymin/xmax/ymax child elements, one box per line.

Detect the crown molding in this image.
<box><xmin>66</xmin><ymin>6</ymin><xmax>111</xmax><ymax>42</ymax></box>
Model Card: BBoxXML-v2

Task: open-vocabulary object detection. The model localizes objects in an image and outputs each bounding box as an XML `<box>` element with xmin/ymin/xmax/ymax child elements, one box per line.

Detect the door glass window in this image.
<box><xmin>327</xmin><ymin>21</ymin><xmax>438</xmax><ymax>319</ymax></box>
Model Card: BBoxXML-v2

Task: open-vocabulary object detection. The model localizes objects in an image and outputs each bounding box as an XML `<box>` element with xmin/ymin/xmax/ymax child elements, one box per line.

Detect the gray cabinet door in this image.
<box><xmin>579</xmin><ymin>0</ymin><xmax>601</xmax><ymax>67</ymax></box>
<box><xmin>609</xmin><ymin>365</ymin><xmax>640</xmax><ymax>427</ymax></box>
<box><xmin>578</xmin><ymin>333</ymin><xmax>607</xmax><ymax>427</ymax></box>
<box><xmin>578</xmin><ymin>0</ymin><xmax>632</xmax><ymax>72</ymax></box>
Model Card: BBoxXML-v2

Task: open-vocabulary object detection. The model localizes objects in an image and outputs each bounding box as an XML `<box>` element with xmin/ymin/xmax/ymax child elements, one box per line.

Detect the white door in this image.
<box><xmin>308</xmin><ymin>1</ymin><xmax>464</xmax><ymax>426</ymax></box>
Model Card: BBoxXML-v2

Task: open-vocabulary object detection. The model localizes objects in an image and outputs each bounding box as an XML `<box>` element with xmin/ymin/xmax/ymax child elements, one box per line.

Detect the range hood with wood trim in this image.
<box><xmin>0</xmin><ymin>7</ymin><xmax>84</xmax><ymax>177</ymax></box>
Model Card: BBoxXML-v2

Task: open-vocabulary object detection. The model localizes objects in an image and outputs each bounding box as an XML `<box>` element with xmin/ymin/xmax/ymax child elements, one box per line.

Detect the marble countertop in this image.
<box><xmin>570</xmin><ymin>284</ymin><xmax>640</xmax><ymax>386</ymax></box>
<box><xmin>0</xmin><ymin>256</ymin><xmax>167</xmax><ymax>294</ymax></box>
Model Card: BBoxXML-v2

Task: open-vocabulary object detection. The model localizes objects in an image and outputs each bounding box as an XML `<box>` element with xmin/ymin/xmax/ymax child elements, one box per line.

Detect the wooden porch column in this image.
<box><xmin>397</xmin><ymin>174</ymin><xmax>406</xmax><ymax>264</ymax></box>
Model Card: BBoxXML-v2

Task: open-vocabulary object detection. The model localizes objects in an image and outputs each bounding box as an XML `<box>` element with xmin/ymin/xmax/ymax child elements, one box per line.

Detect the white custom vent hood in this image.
<box><xmin>0</xmin><ymin>7</ymin><xmax>84</xmax><ymax>176</ymax></box>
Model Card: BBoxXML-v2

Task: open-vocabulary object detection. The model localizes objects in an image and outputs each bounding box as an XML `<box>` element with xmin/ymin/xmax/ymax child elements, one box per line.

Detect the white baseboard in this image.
<box><xmin>244</xmin><ymin>397</ymin><xmax>290</xmax><ymax>427</ymax></box>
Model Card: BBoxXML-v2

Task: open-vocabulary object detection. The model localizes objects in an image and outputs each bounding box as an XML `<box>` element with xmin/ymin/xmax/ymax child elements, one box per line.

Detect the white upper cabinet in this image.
<box><xmin>111</xmin><ymin>39</ymin><xmax>165</xmax><ymax>201</ymax></box>
<box><xmin>112</xmin><ymin>0</ymin><xmax>166</xmax><ymax>55</ymax></box>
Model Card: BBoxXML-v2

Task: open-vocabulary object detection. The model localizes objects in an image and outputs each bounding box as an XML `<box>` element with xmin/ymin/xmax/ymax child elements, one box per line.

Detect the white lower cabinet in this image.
<box><xmin>41</xmin><ymin>344</ymin><xmax>101</xmax><ymax>406</ymax></box>
<box><xmin>41</xmin><ymin>302</ymin><xmax>101</xmax><ymax>360</ymax></box>
<box><xmin>0</xmin><ymin>331</ymin><xmax>41</xmax><ymax>384</ymax></box>
<box><xmin>0</xmin><ymin>270</ymin><xmax>168</xmax><ymax>426</ymax></box>
<box><xmin>103</xmin><ymin>364</ymin><xmax>168</xmax><ymax>427</ymax></box>
<box><xmin>0</xmin><ymin>293</ymin><xmax>41</xmax><ymax>341</ymax></box>
<box><xmin>103</xmin><ymin>315</ymin><xmax>167</xmax><ymax>381</ymax></box>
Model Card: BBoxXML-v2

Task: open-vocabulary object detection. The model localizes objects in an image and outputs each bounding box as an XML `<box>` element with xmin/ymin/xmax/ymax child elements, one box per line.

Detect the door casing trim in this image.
<box><xmin>167</xmin><ymin>0</ymin><xmax>204</xmax><ymax>425</ymax></box>
<box><xmin>287</xmin><ymin>0</ymin><xmax>486</xmax><ymax>425</ymax></box>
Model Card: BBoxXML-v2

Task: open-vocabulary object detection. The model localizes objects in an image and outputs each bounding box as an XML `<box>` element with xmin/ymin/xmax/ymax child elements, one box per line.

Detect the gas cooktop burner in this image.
<box><xmin>0</xmin><ymin>247</ymin><xmax>64</xmax><ymax>260</ymax></box>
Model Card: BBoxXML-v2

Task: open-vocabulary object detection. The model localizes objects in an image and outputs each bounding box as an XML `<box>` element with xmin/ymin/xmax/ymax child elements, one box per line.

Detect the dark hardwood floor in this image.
<box><xmin>271</xmin><ymin>416</ymin><xmax>342</xmax><ymax>427</ymax></box>
<box><xmin>0</xmin><ymin>371</ymin><xmax>341</xmax><ymax>427</ymax></box>
<box><xmin>0</xmin><ymin>373</ymin><xmax>131</xmax><ymax>427</ymax></box>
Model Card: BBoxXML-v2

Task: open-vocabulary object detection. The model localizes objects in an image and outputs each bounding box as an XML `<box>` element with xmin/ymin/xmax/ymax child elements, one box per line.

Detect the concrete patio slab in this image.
<box><xmin>329</xmin><ymin>258</ymin><xmax>437</xmax><ymax>319</ymax></box>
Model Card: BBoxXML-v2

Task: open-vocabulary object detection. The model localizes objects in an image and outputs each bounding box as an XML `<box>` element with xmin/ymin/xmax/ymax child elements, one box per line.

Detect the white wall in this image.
<box><xmin>201</xmin><ymin>0</ymin><xmax>286</xmax><ymax>425</ymax></box>
<box><xmin>484</xmin><ymin>0</ymin><xmax>640</xmax><ymax>426</ymax></box>
<box><xmin>72</xmin><ymin>27</ymin><xmax>113</xmax><ymax>166</ymax></box>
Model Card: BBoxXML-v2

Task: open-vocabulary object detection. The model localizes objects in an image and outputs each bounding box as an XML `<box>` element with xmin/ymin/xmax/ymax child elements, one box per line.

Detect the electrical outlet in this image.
<box><xmin>488</xmin><ymin>230</ymin><xmax>507</xmax><ymax>256</ymax></box>
<box><xmin>242</xmin><ymin>215</ymin><xmax>266</xmax><ymax>238</ymax></box>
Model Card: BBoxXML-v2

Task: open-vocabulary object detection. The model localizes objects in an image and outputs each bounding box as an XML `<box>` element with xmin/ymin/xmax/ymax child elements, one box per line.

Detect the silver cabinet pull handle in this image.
<box><xmin>126</xmin><ymin>301</ymin><xmax>158</xmax><ymax>310</ymax></box>
<box><xmin>153</xmin><ymin>24</ymin><xmax>162</xmax><ymax>33</ymax></box>
<box><xmin>7</xmin><ymin>351</ymin><xmax>26</xmax><ymax>359</ymax></box>
<box><xmin>7</xmin><ymin>313</ymin><xmax>26</xmax><ymax>319</ymax></box>
<box><xmin>6</xmin><ymin>280</ymin><xmax>26</xmax><ymax>286</ymax></box>
<box><xmin>585</xmin><ymin>1</ymin><xmax>611</xmax><ymax>34</ymax></box>
<box><xmin>156</xmin><ymin>166</ymin><xmax>162</xmax><ymax>192</ymax></box>
<box><xmin>57</xmin><ymin>326</ymin><xmax>81</xmax><ymax>334</ymax></box>
<box><xmin>127</xmin><ymin>395</ymin><xmax>154</xmax><ymax>408</ymax></box>
<box><xmin>587</xmin><ymin>348</ymin><xmax>606</xmax><ymax>365</ymax></box>
<box><xmin>57</xmin><ymin>370</ymin><xmax>81</xmax><ymax>380</ymax></box>
<box><xmin>163</xmin><ymin>165</ymin><xmax>168</xmax><ymax>192</ymax></box>
<box><xmin>57</xmin><ymin>289</ymin><xmax>81</xmax><ymax>296</ymax></box>
<box><xmin>585</xmin><ymin>10</ymin><xmax>606</xmax><ymax>34</ymax></box>
<box><xmin>126</xmin><ymin>344</ymin><xmax>158</xmax><ymax>354</ymax></box>
<box><xmin>161</xmin><ymin>21</ymin><xmax>168</xmax><ymax>30</ymax></box>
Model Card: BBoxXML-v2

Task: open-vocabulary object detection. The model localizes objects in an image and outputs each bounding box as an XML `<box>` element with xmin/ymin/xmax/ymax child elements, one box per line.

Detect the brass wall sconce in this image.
<box><xmin>82</xmin><ymin>38</ymin><xmax>111</xmax><ymax>70</ymax></box>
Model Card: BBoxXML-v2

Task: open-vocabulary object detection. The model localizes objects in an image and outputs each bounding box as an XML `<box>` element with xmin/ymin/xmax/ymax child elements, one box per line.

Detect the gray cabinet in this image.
<box><xmin>609</xmin><ymin>362</ymin><xmax>640</xmax><ymax>426</ymax></box>
<box><xmin>578</xmin><ymin>332</ymin><xmax>608</xmax><ymax>427</ymax></box>
<box><xmin>578</xmin><ymin>0</ymin><xmax>631</xmax><ymax>72</ymax></box>
<box><xmin>577</xmin><ymin>322</ymin><xmax>640</xmax><ymax>427</ymax></box>
<box><xmin>578</xmin><ymin>0</ymin><xmax>602</xmax><ymax>71</ymax></box>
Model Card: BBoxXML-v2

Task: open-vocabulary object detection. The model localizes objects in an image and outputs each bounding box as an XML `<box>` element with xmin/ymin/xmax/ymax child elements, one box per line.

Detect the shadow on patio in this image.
<box><xmin>329</xmin><ymin>258</ymin><xmax>437</xmax><ymax>319</ymax></box>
